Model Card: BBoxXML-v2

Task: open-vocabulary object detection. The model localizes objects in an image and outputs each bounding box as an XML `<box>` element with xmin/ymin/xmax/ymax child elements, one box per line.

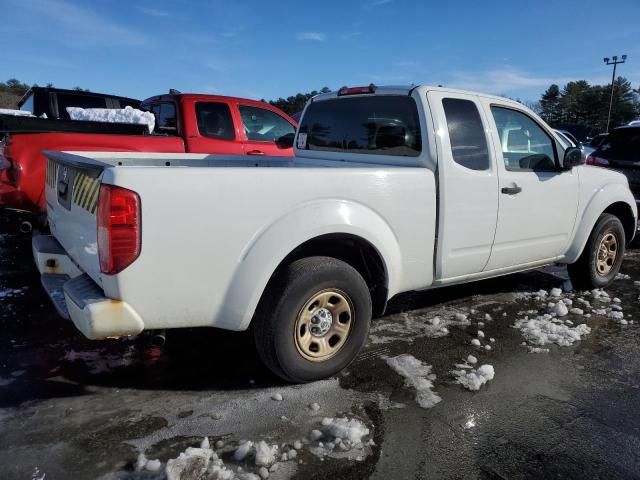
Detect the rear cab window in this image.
<box><xmin>298</xmin><ymin>95</ymin><xmax>421</xmax><ymax>157</ymax></box>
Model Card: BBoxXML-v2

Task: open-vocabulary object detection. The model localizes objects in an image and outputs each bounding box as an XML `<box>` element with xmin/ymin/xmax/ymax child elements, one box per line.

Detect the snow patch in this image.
<box><xmin>66</xmin><ymin>106</ymin><xmax>155</xmax><ymax>133</ymax></box>
<box><xmin>386</xmin><ymin>354</ymin><xmax>441</xmax><ymax>408</ymax></box>
<box><xmin>0</xmin><ymin>108</ymin><xmax>33</xmax><ymax>116</ymax></box>
<box><xmin>514</xmin><ymin>315</ymin><xmax>591</xmax><ymax>346</ymax></box>
<box><xmin>452</xmin><ymin>365</ymin><xmax>495</xmax><ymax>391</ymax></box>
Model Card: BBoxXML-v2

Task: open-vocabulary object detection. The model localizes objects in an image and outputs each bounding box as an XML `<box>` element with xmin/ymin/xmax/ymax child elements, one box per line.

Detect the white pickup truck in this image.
<box><xmin>34</xmin><ymin>85</ymin><xmax>637</xmax><ymax>382</ymax></box>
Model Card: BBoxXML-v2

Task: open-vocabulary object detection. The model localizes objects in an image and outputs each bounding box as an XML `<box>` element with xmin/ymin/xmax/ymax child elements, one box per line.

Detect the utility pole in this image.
<box><xmin>603</xmin><ymin>55</ymin><xmax>627</xmax><ymax>132</ymax></box>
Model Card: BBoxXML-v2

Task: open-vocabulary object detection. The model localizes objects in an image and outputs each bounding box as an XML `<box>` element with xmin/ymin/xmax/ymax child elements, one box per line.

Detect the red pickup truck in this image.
<box><xmin>0</xmin><ymin>92</ymin><xmax>296</xmax><ymax>231</ymax></box>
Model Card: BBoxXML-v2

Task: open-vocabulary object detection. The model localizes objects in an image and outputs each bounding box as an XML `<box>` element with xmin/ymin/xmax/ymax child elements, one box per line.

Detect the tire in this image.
<box><xmin>253</xmin><ymin>256</ymin><xmax>372</xmax><ymax>383</ymax></box>
<box><xmin>567</xmin><ymin>213</ymin><xmax>626</xmax><ymax>290</ymax></box>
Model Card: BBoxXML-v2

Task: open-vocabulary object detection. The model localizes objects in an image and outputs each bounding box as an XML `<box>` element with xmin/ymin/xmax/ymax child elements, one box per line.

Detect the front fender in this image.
<box><xmin>564</xmin><ymin>182</ymin><xmax>637</xmax><ymax>264</ymax></box>
<box><xmin>217</xmin><ymin>199</ymin><xmax>403</xmax><ymax>331</ymax></box>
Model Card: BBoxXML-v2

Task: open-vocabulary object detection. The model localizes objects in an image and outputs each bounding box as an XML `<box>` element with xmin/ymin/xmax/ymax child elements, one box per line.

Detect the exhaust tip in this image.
<box><xmin>150</xmin><ymin>332</ymin><xmax>166</xmax><ymax>347</ymax></box>
<box><xmin>19</xmin><ymin>221</ymin><xmax>33</xmax><ymax>234</ymax></box>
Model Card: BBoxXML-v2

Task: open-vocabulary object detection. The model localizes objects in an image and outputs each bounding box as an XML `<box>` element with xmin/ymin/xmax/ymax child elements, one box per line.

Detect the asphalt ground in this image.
<box><xmin>1</xmin><ymin>233</ymin><xmax>639</xmax><ymax>480</ymax></box>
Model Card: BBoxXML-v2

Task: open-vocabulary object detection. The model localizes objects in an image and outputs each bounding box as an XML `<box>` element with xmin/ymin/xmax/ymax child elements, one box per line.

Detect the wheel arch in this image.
<box><xmin>565</xmin><ymin>184</ymin><xmax>637</xmax><ymax>264</ymax></box>
<box><xmin>217</xmin><ymin>199</ymin><xmax>403</xmax><ymax>331</ymax></box>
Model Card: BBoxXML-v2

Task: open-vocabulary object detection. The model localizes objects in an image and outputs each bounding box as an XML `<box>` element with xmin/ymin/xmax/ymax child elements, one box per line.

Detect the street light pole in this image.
<box><xmin>603</xmin><ymin>55</ymin><xmax>627</xmax><ymax>132</ymax></box>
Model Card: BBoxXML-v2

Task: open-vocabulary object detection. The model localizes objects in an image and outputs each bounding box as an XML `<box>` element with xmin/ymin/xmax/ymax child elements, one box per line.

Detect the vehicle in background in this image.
<box><xmin>586</xmin><ymin>126</ymin><xmax>640</xmax><ymax>214</ymax></box>
<box><xmin>34</xmin><ymin>85</ymin><xmax>636</xmax><ymax>382</ymax></box>
<box><xmin>1</xmin><ymin>92</ymin><xmax>296</xmax><ymax>231</ymax></box>
<box><xmin>554</xmin><ymin>128</ymin><xmax>594</xmax><ymax>160</ymax></box>
<box><xmin>587</xmin><ymin>133</ymin><xmax>608</xmax><ymax>148</ymax></box>
<box><xmin>0</xmin><ymin>86</ymin><xmax>142</xmax><ymax>135</ymax></box>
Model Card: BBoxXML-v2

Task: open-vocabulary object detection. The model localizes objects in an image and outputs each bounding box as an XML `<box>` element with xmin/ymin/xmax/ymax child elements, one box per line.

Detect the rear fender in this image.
<box><xmin>217</xmin><ymin>199</ymin><xmax>402</xmax><ymax>331</ymax></box>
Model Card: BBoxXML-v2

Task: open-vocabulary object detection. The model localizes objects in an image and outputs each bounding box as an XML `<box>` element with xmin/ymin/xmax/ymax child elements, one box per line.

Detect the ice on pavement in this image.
<box><xmin>514</xmin><ymin>315</ymin><xmax>591</xmax><ymax>346</ymax></box>
<box><xmin>386</xmin><ymin>354</ymin><xmax>441</xmax><ymax>408</ymax></box>
<box><xmin>369</xmin><ymin>308</ymin><xmax>471</xmax><ymax>344</ymax></box>
<box><xmin>66</xmin><ymin>105</ymin><xmax>155</xmax><ymax>133</ymax></box>
<box><xmin>452</xmin><ymin>365</ymin><xmax>495</xmax><ymax>391</ymax></box>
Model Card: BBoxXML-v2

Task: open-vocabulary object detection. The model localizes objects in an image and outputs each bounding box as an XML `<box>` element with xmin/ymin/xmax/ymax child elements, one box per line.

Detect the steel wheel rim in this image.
<box><xmin>294</xmin><ymin>289</ymin><xmax>354</xmax><ymax>362</ymax></box>
<box><xmin>596</xmin><ymin>232</ymin><xmax>618</xmax><ymax>276</ymax></box>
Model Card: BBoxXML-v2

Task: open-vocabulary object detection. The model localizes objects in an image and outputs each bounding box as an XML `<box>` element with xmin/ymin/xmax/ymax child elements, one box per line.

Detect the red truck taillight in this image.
<box><xmin>97</xmin><ymin>185</ymin><xmax>141</xmax><ymax>275</ymax></box>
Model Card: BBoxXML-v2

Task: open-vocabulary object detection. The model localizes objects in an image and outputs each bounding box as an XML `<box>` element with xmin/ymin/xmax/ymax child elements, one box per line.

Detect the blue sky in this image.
<box><xmin>2</xmin><ymin>0</ymin><xmax>639</xmax><ymax>103</ymax></box>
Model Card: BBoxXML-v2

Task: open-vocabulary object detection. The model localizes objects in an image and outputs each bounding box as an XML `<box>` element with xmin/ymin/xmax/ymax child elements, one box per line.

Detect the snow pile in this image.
<box><xmin>0</xmin><ymin>287</ymin><xmax>26</xmax><ymax>299</ymax></box>
<box><xmin>66</xmin><ymin>106</ymin><xmax>155</xmax><ymax>133</ymax></box>
<box><xmin>320</xmin><ymin>417</ymin><xmax>370</xmax><ymax>444</ymax></box>
<box><xmin>166</xmin><ymin>447</ymin><xmax>212</xmax><ymax>480</ymax></box>
<box><xmin>0</xmin><ymin>377</ymin><xmax>15</xmax><ymax>387</ymax></box>
<box><xmin>385</xmin><ymin>354</ymin><xmax>441</xmax><ymax>408</ymax></box>
<box><xmin>452</xmin><ymin>365</ymin><xmax>495</xmax><ymax>391</ymax></box>
<box><xmin>514</xmin><ymin>314</ymin><xmax>591</xmax><ymax>346</ymax></box>
<box><xmin>0</xmin><ymin>108</ymin><xmax>33</xmax><ymax>116</ymax></box>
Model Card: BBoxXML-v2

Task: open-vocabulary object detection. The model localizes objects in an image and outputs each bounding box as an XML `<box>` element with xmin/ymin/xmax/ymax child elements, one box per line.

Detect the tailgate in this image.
<box><xmin>44</xmin><ymin>151</ymin><xmax>103</xmax><ymax>285</ymax></box>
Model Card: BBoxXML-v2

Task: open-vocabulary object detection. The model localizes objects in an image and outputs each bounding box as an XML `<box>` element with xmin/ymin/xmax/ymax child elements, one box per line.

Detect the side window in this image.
<box><xmin>239</xmin><ymin>105</ymin><xmax>295</xmax><ymax>142</ymax></box>
<box><xmin>157</xmin><ymin>103</ymin><xmax>177</xmax><ymax>131</ymax></box>
<box><xmin>58</xmin><ymin>93</ymin><xmax>108</xmax><ymax>119</ymax></box>
<box><xmin>442</xmin><ymin>98</ymin><xmax>490</xmax><ymax>171</ymax></box>
<box><xmin>490</xmin><ymin>106</ymin><xmax>557</xmax><ymax>171</ymax></box>
<box><xmin>195</xmin><ymin>102</ymin><xmax>234</xmax><ymax>140</ymax></box>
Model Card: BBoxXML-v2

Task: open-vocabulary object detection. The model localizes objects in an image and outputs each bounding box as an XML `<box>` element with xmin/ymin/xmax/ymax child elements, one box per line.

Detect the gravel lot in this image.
<box><xmin>1</xmin><ymin>233</ymin><xmax>640</xmax><ymax>480</ymax></box>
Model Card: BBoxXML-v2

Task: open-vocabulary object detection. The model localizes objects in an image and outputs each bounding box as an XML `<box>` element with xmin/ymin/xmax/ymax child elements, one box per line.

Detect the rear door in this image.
<box><xmin>186</xmin><ymin>101</ymin><xmax>244</xmax><ymax>155</ymax></box>
<box><xmin>237</xmin><ymin>104</ymin><xmax>296</xmax><ymax>157</ymax></box>
<box><xmin>482</xmin><ymin>102</ymin><xmax>579</xmax><ymax>270</ymax></box>
<box><xmin>428</xmin><ymin>91</ymin><xmax>499</xmax><ymax>280</ymax></box>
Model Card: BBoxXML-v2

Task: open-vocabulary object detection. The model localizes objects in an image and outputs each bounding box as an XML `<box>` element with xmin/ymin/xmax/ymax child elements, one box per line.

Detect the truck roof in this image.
<box><xmin>310</xmin><ymin>84</ymin><xmax>523</xmax><ymax>107</ymax></box>
<box><xmin>141</xmin><ymin>93</ymin><xmax>274</xmax><ymax>107</ymax></box>
<box><xmin>18</xmin><ymin>86</ymin><xmax>141</xmax><ymax>109</ymax></box>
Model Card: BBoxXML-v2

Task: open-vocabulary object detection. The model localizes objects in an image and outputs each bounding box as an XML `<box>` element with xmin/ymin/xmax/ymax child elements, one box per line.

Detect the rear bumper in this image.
<box><xmin>32</xmin><ymin>234</ymin><xmax>144</xmax><ymax>339</ymax></box>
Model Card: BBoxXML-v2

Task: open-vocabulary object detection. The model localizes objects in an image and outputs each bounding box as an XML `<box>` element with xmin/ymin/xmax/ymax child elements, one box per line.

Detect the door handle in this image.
<box><xmin>246</xmin><ymin>150</ymin><xmax>265</xmax><ymax>156</ymax></box>
<box><xmin>501</xmin><ymin>185</ymin><xmax>522</xmax><ymax>195</ymax></box>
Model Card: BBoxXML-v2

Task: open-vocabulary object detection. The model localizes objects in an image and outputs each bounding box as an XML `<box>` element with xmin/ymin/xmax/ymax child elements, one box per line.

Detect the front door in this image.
<box><xmin>237</xmin><ymin>104</ymin><xmax>296</xmax><ymax>157</ymax></box>
<box><xmin>482</xmin><ymin>102</ymin><xmax>579</xmax><ymax>271</ymax></box>
<box><xmin>428</xmin><ymin>91</ymin><xmax>500</xmax><ymax>280</ymax></box>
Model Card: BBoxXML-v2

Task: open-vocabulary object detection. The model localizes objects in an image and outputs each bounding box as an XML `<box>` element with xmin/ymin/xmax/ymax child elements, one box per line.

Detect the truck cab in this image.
<box><xmin>140</xmin><ymin>93</ymin><xmax>296</xmax><ymax>156</ymax></box>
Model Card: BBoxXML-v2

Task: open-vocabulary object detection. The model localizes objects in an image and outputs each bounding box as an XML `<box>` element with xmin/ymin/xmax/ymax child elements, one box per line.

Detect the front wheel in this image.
<box><xmin>253</xmin><ymin>256</ymin><xmax>372</xmax><ymax>383</ymax></box>
<box><xmin>567</xmin><ymin>213</ymin><xmax>626</xmax><ymax>290</ymax></box>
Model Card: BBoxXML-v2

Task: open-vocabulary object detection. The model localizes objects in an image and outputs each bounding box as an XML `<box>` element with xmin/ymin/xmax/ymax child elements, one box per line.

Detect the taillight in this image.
<box><xmin>337</xmin><ymin>84</ymin><xmax>376</xmax><ymax>96</ymax></box>
<box><xmin>97</xmin><ymin>185</ymin><xmax>141</xmax><ymax>275</ymax></box>
<box><xmin>585</xmin><ymin>154</ymin><xmax>609</xmax><ymax>166</ymax></box>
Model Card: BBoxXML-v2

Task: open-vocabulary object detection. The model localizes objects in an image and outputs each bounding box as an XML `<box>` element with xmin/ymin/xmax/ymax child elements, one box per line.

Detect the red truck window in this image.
<box><xmin>195</xmin><ymin>102</ymin><xmax>235</xmax><ymax>140</ymax></box>
<box><xmin>149</xmin><ymin>103</ymin><xmax>178</xmax><ymax>133</ymax></box>
<box><xmin>239</xmin><ymin>105</ymin><xmax>295</xmax><ymax>142</ymax></box>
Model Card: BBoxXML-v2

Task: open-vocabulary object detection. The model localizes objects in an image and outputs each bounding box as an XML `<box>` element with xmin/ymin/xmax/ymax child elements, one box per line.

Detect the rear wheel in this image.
<box><xmin>253</xmin><ymin>256</ymin><xmax>372</xmax><ymax>383</ymax></box>
<box><xmin>567</xmin><ymin>213</ymin><xmax>625</xmax><ymax>290</ymax></box>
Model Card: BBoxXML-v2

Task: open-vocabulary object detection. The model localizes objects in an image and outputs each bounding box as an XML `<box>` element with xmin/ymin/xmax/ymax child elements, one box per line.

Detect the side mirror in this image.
<box><xmin>563</xmin><ymin>147</ymin><xmax>584</xmax><ymax>170</ymax></box>
<box><xmin>275</xmin><ymin>133</ymin><xmax>295</xmax><ymax>149</ymax></box>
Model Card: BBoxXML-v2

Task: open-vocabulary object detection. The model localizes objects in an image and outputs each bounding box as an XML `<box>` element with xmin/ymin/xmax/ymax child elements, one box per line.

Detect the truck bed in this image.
<box><xmin>43</xmin><ymin>150</ymin><xmax>437</xmax><ymax>335</ymax></box>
